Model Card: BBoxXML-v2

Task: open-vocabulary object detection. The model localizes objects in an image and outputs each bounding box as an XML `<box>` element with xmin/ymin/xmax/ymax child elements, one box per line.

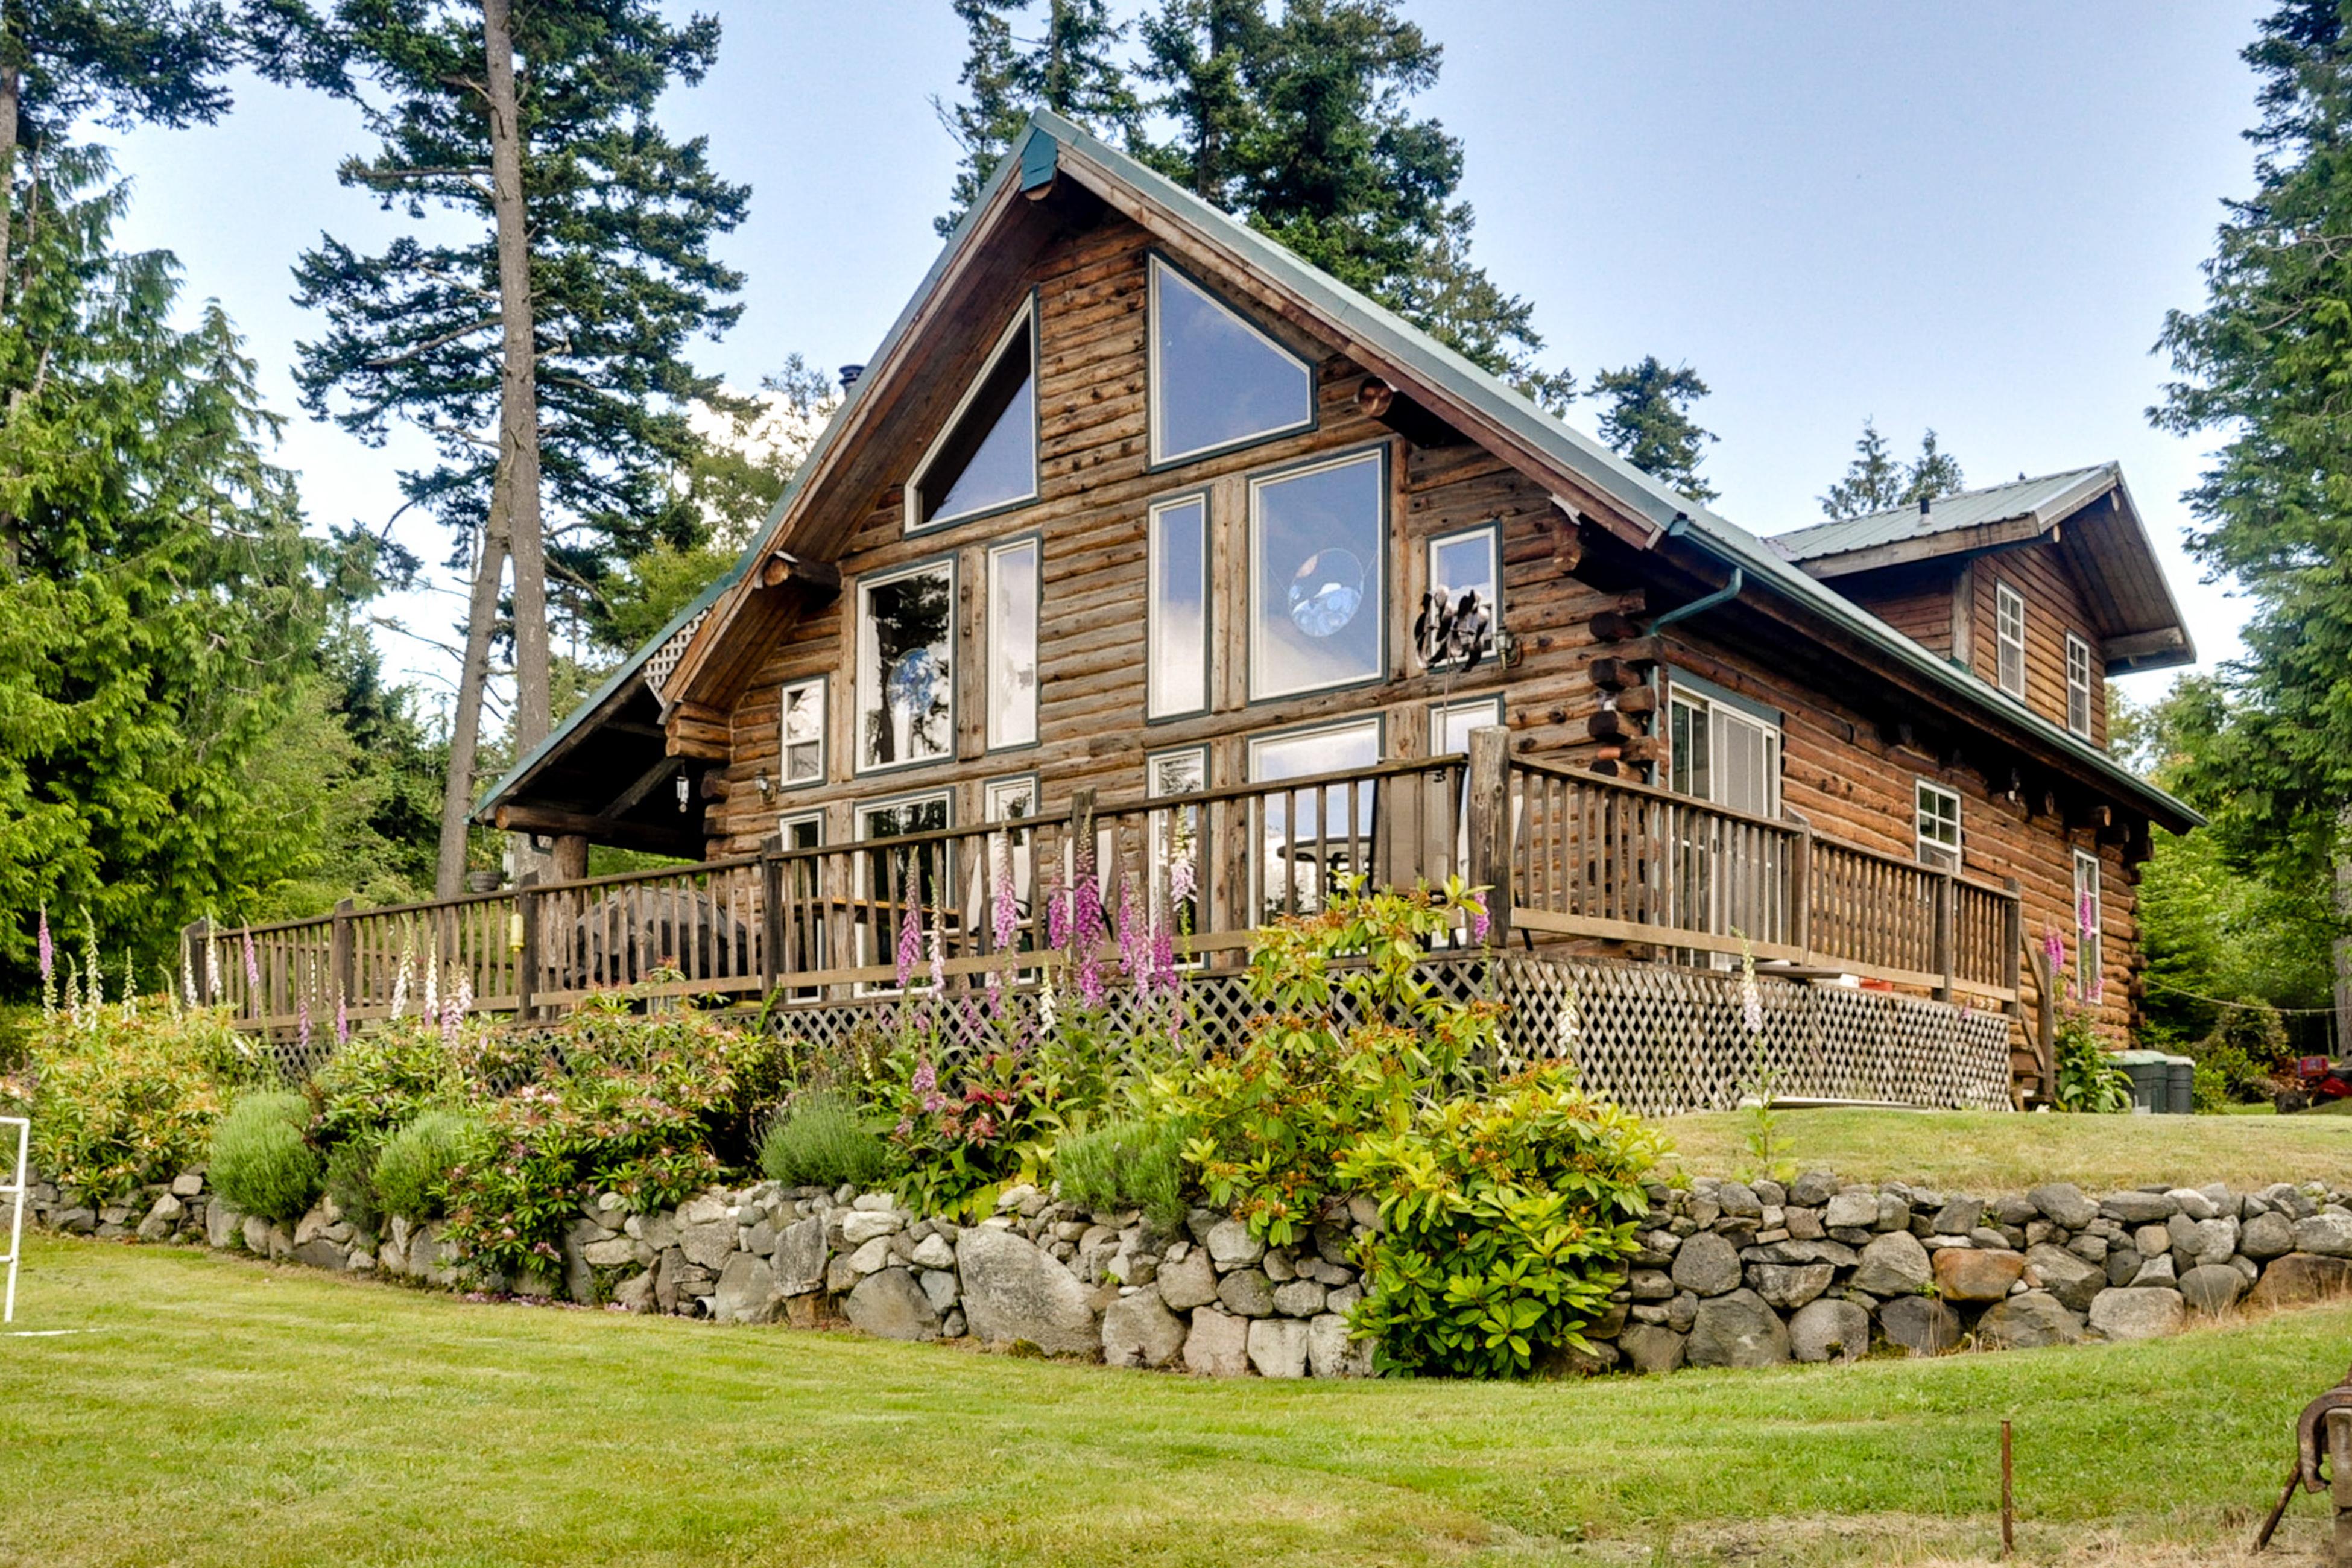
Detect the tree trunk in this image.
<box><xmin>0</xmin><ymin>55</ymin><xmax>19</xmax><ymax>314</ymax></box>
<box><xmin>2335</xmin><ymin>805</ymin><xmax>2352</xmax><ymax>1060</ymax></box>
<box><xmin>482</xmin><ymin>0</ymin><xmax>547</xmax><ymax>756</ymax></box>
<box><xmin>435</xmin><ymin>527</ymin><xmax>510</xmax><ymax>898</ymax></box>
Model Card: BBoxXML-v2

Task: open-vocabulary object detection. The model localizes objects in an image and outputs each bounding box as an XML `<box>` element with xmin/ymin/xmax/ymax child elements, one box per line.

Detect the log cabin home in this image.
<box><xmin>403</xmin><ymin>110</ymin><xmax>2199</xmax><ymax>1109</ymax></box>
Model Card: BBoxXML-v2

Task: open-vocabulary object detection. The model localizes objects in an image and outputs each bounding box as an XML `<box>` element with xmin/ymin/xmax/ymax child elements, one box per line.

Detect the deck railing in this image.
<box><xmin>192</xmin><ymin>732</ymin><xmax>2022</xmax><ymax>1035</ymax></box>
<box><xmin>1493</xmin><ymin>739</ymin><xmax>2022</xmax><ymax>1005</ymax></box>
<box><xmin>190</xmin><ymin>756</ymin><xmax>1468</xmax><ymax>1032</ymax></box>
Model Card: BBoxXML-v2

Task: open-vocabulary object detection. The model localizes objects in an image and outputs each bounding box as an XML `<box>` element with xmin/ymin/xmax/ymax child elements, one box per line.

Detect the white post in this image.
<box><xmin>1</xmin><ymin>1115</ymin><xmax>26</xmax><ymax>1324</ymax></box>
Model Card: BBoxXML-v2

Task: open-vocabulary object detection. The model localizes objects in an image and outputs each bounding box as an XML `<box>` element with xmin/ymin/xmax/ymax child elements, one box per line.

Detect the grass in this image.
<box><xmin>1658</xmin><ymin>1107</ymin><xmax>2352</xmax><ymax>1192</ymax></box>
<box><xmin>6</xmin><ymin>1236</ymin><xmax>2352</xmax><ymax>1566</ymax></box>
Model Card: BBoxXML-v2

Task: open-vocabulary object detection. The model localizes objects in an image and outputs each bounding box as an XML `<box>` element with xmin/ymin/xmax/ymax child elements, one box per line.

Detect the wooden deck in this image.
<box><xmin>190</xmin><ymin>738</ymin><xmax>2022</xmax><ymax>1040</ymax></box>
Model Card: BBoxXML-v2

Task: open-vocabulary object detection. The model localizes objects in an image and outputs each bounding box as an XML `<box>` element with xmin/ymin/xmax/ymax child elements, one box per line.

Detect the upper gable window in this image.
<box><xmin>2065</xmin><ymin>633</ymin><xmax>2094</xmax><ymax>739</ymax></box>
<box><xmin>1248</xmin><ymin>449</ymin><xmax>1386</xmax><ymax>701</ymax></box>
<box><xmin>1995</xmin><ymin>581</ymin><xmax>2027</xmax><ymax>700</ymax></box>
<box><xmin>908</xmin><ymin>301</ymin><xmax>1037</xmax><ymax>532</ymax></box>
<box><xmin>1149</xmin><ymin>256</ymin><xmax>1315</xmax><ymax>466</ymax></box>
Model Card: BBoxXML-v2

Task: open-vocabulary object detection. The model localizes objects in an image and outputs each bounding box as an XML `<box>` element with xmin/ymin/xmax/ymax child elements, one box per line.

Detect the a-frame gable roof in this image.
<box><xmin>1771</xmin><ymin>464</ymin><xmax>2195</xmax><ymax>675</ymax></box>
<box><xmin>482</xmin><ymin>108</ymin><xmax>2201</xmax><ymax>835</ymax></box>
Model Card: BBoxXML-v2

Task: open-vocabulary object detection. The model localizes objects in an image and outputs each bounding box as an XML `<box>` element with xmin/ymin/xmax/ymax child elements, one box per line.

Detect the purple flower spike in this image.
<box><xmin>242</xmin><ymin>929</ymin><xmax>260</xmax><ymax>990</ymax></box>
<box><xmin>896</xmin><ymin>902</ymin><xmax>923</xmax><ymax>990</ymax></box>
<box><xmin>335</xmin><ymin>992</ymin><xmax>350</xmax><ymax>1046</ymax></box>
<box><xmin>1471</xmin><ymin>903</ymin><xmax>1491</xmax><ymax>945</ymax></box>
<box><xmin>36</xmin><ymin>905</ymin><xmax>52</xmax><ymax>981</ymax></box>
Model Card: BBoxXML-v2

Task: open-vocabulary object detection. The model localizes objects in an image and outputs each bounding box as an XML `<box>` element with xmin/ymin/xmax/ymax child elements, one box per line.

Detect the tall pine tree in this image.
<box><xmin>254</xmin><ymin>0</ymin><xmax>749</xmax><ymax>894</ymax></box>
<box><xmin>935</xmin><ymin>0</ymin><xmax>1140</xmax><ymax>236</ymax></box>
<box><xmin>1594</xmin><ymin>356</ymin><xmax>1716</xmax><ymax>502</ymax></box>
<box><xmin>2153</xmin><ymin>0</ymin><xmax>2352</xmax><ymax>1044</ymax></box>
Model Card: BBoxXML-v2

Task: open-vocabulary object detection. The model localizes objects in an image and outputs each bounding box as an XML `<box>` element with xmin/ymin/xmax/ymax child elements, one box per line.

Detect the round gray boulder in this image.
<box><xmin>1788</xmin><ymin>1297</ymin><xmax>1870</xmax><ymax>1364</ymax></box>
<box><xmin>1686</xmin><ymin>1288</ymin><xmax>1789</xmax><ymax>1368</ymax></box>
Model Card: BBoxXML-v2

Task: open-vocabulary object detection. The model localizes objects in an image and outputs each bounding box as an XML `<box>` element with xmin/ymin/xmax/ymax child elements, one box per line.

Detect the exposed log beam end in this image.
<box><xmin>1589</xmin><ymin>640</ymin><xmax>1661</xmax><ymax>691</ymax></box>
<box><xmin>759</xmin><ymin>551</ymin><xmax>842</xmax><ymax>595</ymax></box>
<box><xmin>1355</xmin><ymin>376</ymin><xmax>1461</xmax><ymax>448</ymax></box>
<box><xmin>1589</xmin><ymin>609</ymin><xmax>1644</xmax><ymax>644</ymax></box>
<box><xmin>494</xmin><ymin>803</ymin><xmax>702</xmax><ymax>859</ymax></box>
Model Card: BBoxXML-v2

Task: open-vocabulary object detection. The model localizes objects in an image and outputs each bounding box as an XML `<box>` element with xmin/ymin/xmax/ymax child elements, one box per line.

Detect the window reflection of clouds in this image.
<box><xmin>1251</xmin><ymin>454</ymin><xmax>1384</xmax><ymax>700</ymax></box>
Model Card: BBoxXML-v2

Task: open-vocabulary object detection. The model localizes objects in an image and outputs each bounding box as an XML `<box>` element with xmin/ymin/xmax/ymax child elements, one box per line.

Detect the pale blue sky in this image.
<box><xmin>105</xmin><ymin>1</ymin><xmax>2268</xmax><ymax>718</ymax></box>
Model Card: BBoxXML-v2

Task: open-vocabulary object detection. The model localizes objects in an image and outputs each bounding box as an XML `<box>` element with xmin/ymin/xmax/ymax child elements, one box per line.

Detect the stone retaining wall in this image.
<box><xmin>22</xmin><ymin>1168</ymin><xmax>2352</xmax><ymax>1376</ymax></box>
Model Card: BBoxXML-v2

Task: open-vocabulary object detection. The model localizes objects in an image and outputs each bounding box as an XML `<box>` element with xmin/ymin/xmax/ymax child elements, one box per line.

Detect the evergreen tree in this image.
<box><xmin>935</xmin><ymin>0</ymin><xmax>1141</xmax><ymax>236</ymax></box>
<box><xmin>2152</xmin><ymin>0</ymin><xmax>2352</xmax><ymax>1040</ymax></box>
<box><xmin>1819</xmin><ymin>420</ymin><xmax>1967</xmax><ymax>519</ymax></box>
<box><xmin>1593</xmin><ymin>355</ymin><xmax>1717</xmax><ymax>502</ymax></box>
<box><xmin>1133</xmin><ymin>0</ymin><xmax>1262</xmax><ymax>206</ymax></box>
<box><xmin>0</xmin><ymin>145</ymin><xmax>340</xmax><ymax>981</ymax></box>
<box><xmin>255</xmin><ymin>0</ymin><xmax>749</xmax><ymax>895</ymax></box>
<box><xmin>0</xmin><ymin>0</ymin><xmax>235</xmax><ymax>302</ymax></box>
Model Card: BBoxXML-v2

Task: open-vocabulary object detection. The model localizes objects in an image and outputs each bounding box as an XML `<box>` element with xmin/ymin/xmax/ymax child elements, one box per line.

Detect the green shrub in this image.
<box><xmin>373</xmin><ymin>1110</ymin><xmax>488</xmax><ymax>1222</ymax></box>
<box><xmin>1055</xmin><ymin>1116</ymin><xmax>1186</xmax><ymax>1227</ymax></box>
<box><xmin>324</xmin><ymin>1139</ymin><xmax>383</xmax><ymax>1234</ymax></box>
<box><xmin>1171</xmin><ymin>878</ymin><xmax>1496</xmax><ymax>1244</ymax></box>
<box><xmin>21</xmin><ymin>1008</ymin><xmax>250</xmax><ymax>1203</ymax></box>
<box><xmin>2053</xmin><ymin>1013</ymin><xmax>2131</xmax><ymax>1113</ymax></box>
<box><xmin>441</xmin><ymin>1004</ymin><xmax>773</xmax><ymax>1278</ymax></box>
<box><xmin>311</xmin><ymin>1020</ymin><xmax>463</xmax><ymax>1148</ymax></box>
<box><xmin>209</xmin><ymin>1092</ymin><xmax>322</xmax><ymax>1222</ymax></box>
<box><xmin>1337</xmin><ymin>1063</ymin><xmax>1660</xmax><ymax>1377</ymax></box>
<box><xmin>759</xmin><ymin>1093</ymin><xmax>888</xmax><ymax>1190</ymax></box>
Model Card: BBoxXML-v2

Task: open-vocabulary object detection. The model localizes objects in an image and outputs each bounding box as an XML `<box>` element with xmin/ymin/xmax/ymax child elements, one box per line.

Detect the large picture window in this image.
<box><xmin>1915</xmin><ymin>781</ymin><xmax>1962</xmax><ymax>871</ymax></box>
<box><xmin>1996</xmin><ymin>581</ymin><xmax>2027</xmax><ymax>700</ymax></box>
<box><xmin>1149</xmin><ymin>256</ymin><xmax>1314</xmax><ymax>465</ymax></box>
<box><xmin>778</xmin><ymin>675</ymin><xmax>825</xmax><ymax>788</ymax></box>
<box><xmin>1147</xmin><ymin>493</ymin><xmax>1210</xmax><ymax>718</ymax></box>
<box><xmin>909</xmin><ymin>302</ymin><xmax>1037</xmax><ymax>531</ymax></box>
<box><xmin>1249</xmin><ymin>450</ymin><xmax>1386</xmax><ymax>700</ymax></box>
<box><xmin>856</xmin><ymin>559</ymin><xmax>955</xmax><ymax>773</ymax></box>
<box><xmin>987</xmin><ymin>537</ymin><xmax>1039</xmax><ymax>750</ymax></box>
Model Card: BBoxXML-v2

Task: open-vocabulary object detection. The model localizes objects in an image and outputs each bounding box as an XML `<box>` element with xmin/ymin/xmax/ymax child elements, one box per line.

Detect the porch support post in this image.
<box><xmin>759</xmin><ymin>844</ymin><xmax>785</xmax><ymax>1001</ymax></box>
<box><xmin>1932</xmin><ymin>869</ymin><xmax>1955</xmax><ymax>1003</ymax></box>
<box><xmin>1789</xmin><ymin>820</ymin><xmax>1814</xmax><ymax>962</ymax></box>
<box><xmin>1466</xmin><ymin>726</ymin><xmax>1512</xmax><ymax>947</ymax></box>
<box><xmin>515</xmin><ymin>871</ymin><xmax>541</xmax><ymax>1021</ymax></box>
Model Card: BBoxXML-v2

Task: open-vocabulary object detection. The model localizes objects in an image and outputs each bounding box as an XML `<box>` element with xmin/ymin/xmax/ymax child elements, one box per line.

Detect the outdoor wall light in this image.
<box><xmin>755</xmin><ymin>770</ymin><xmax>776</xmax><ymax>802</ymax></box>
<box><xmin>674</xmin><ymin>771</ymin><xmax>691</xmax><ymax>812</ymax></box>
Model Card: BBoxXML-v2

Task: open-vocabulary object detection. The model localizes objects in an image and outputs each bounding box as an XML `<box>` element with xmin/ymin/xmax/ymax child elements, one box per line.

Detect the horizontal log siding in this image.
<box><xmin>1653</xmin><ymin>626</ymin><xmax>2137</xmax><ymax>1057</ymax></box>
<box><xmin>706</xmin><ymin>212</ymin><xmax>1622</xmax><ymax>854</ymax></box>
<box><xmin>694</xmin><ymin>204</ymin><xmax>2137</xmax><ymax>1070</ymax></box>
<box><xmin>1973</xmin><ymin>540</ymin><xmax>2106</xmax><ymax>747</ymax></box>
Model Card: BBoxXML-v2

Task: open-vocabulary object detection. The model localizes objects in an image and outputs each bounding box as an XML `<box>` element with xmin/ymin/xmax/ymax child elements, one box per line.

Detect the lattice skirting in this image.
<box><xmin>265</xmin><ymin>956</ymin><xmax>2011</xmax><ymax>1115</ymax></box>
<box><xmin>756</xmin><ymin>955</ymin><xmax>2012</xmax><ymax>1117</ymax></box>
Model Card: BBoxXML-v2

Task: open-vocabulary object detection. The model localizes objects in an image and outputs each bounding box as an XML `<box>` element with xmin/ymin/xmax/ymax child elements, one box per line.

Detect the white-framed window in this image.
<box><xmin>778</xmin><ymin>675</ymin><xmax>826</xmax><ymax>788</ymax></box>
<box><xmin>1423</xmin><ymin>523</ymin><xmax>1500</xmax><ymax>668</ymax></box>
<box><xmin>908</xmin><ymin>299</ymin><xmax>1037</xmax><ymax>532</ymax></box>
<box><xmin>1248</xmin><ymin>448</ymin><xmax>1386</xmax><ymax>701</ymax></box>
<box><xmin>1996</xmin><ymin>581</ymin><xmax>2027</xmax><ymax>700</ymax></box>
<box><xmin>855</xmin><ymin>558</ymin><xmax>955</xmax><ymax>773</ymax></box>
<box><xmin>2065</xmin><ymin>633</ymin><xmax>2094</xmax><ymax>739</ymax></box>
<box><xmin>2074</xmin><ymin>849</ymin><xmax>2103</xmax><ymax>1000</ymax></box>
<box><xmin>1247</xmin><ymin>716</ymin><xmax>1382</xmax><ymax>917</ymax></box>
<box><xmin>778</xmin><ymin>809</ymin><xmax>824</xmax><ymax>852</ymax></box>
<box><xmin>1148</xmin><ymin>254</ymin><xmax>1314</xmax><ymax>466</ymax></box>
<box><xmin>856</xmin><ymin>791</ymin><xmax>952</xmax><ymax>993</ymax></box>
<box><xmin>1147</xmin><ymin>745</ymin><xmax>1208</xmax><ymax>941</ymax></box>
<box><xmin>1666</xmin><ymin>683</ymin><xmax>1781</xmax><ymax>818</ymax></box>
<box><xmin>1429</xmin><ymin>695</ymin><xmax>1503</xmax><ymax>756</ymax></box>
<box><xmin>1147</xmin><ymin>492</ymin><xmax>1210</xmax><ymax>718</ymax></box>
<box><xmin>987</xmin><ymin>537</ymin><xmax>1039</xmax><ymax>750</ymax></box>
<box><xmin>1915</xmin><ymin>780</ymin><xmax>1962</xmax><ymax>871</ymax></box>
<box><xmin>983</xmin><ymin>773</ymin><xmax>1037</xmax><ymax>822</ymax></box>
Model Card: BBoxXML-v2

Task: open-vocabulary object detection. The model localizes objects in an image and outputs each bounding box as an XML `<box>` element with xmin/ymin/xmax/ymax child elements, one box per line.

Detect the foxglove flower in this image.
<box><xmin>2041</xmin><ymin>926</ymin><xmax>2066</xmax><ymax>978</ymax></box>
<box><xmin>423</xmin><ymin>948</ymin><xmax>440</xmax><ymax>1019</ymax></box>
<box><xmin>242</xmin><ymin>928</ymin><xmax>259</xmax><ymax>993</ymax></box>
<box><xmin>927</xmin><ymin>920</ymin><xmax>946</xmax><ymax>993</ymax></box>
<box><xmin>1114</xmin><ymin>874</ymin><xmax>1143</xmax><ymax>979</ymax></box>
<box><xmin>297</xmin><ymin>990</ymin><xmax>311</xmax><ymax>1052</ymax></box>
<box><xmin>335</xmin><ymin>991</ymin><xmax>350</xmax><ymax>1046</ymax></box>
<box><xmin>390</xmin><ymin>944</ymin><xmax>413</xmax><ymax>1020</ymax></box>
<box><xmin>1168</xmin><ymin>855</ymin><xmax>1196</xmax><ymax>906</ymax></box>
<box><xmin>37</xmin><ymin>904</ymin><xmax>54</xmax><ymax>1019</ymax></box>
<box><xmin>1039</xmin><ymin>967</ymin><xmax>1058</xmax><ymax>1031</ymax></box>
<box><xmin>1472</xmin><ymin>903</ymin><xmax>1491</xmax><ymax>945</ymax></box>
<box><xmin>896</xmin><ymin>903</ymin><xmax>923</xmax><ymax>991</ymax></box>
<box><xmin>180</xmin><ymin>945</ymin><xmax>198</xmax><ymax>1011</ymax></box>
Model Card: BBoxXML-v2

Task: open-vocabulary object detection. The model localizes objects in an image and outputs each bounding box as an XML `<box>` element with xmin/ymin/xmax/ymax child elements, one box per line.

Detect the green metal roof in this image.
<box><xmin>482</xmin><ymin>108</ymin><xmax>2201</xmax><ymax>835</ymax></box>
<box><xmin>1771</xmin><ymin>466</ymin><xmax>2117</xmax><ymax>564</ymax></box>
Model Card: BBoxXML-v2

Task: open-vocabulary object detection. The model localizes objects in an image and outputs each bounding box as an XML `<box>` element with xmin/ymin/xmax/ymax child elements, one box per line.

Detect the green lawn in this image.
<box><xmin>5</xmin><ymin>1236</ymin><xmax>2351</xmax><ymax>1566</ymax></box>
<box><xmin>1658</xmin><ymin>1107</ymin><xmax>2352</xmax><ymax>1192</ymax></box>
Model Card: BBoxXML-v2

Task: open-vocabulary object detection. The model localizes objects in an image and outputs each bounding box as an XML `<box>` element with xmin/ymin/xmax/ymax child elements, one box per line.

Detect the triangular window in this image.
<box><xmin>910</xmin><ymin>302</ymin><xmax>1038</xmax><ymax>531</ymax></box>
<box><xmin>1150</xmin><ymin>256</ymin><xmax>1315</xmax><ymax>465</ymax></box>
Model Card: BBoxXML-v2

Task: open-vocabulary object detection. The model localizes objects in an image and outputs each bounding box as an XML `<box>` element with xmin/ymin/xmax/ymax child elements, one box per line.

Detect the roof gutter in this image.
<box><xmin>1646</xmin><ymin>517</ymin><xmax>1747</xmax><ymax>632</ymax></box>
